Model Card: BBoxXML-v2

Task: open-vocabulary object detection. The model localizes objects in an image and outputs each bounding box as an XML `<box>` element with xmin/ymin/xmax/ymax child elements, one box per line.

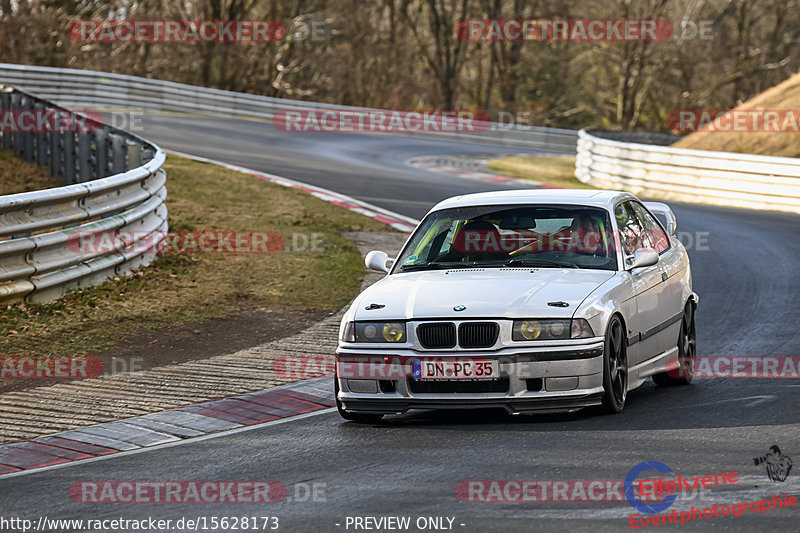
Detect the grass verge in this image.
<box><xmin>0</xmin><ymin>148</ymin><xmax>62</xmax><ymax>195</ymax></box>
<box><xmin>486</xmin><ymin>155</ymin><xmax>592</xmax><ymax>189</ymax></box>
<box><xmin>0</xmin><ymin>154</ymin><xmax>388</xmax><ymax>357</ymax></box>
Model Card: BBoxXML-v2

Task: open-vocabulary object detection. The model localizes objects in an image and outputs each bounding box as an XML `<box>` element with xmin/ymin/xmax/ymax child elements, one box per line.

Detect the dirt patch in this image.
<box><xmin>98</xmin><ymin>307</ymin><xmax>330</xmax><ymax>366</ymax></box>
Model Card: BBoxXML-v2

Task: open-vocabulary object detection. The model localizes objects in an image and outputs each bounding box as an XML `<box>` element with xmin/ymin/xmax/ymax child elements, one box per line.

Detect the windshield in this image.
<box><xmin>395</xmin><ymin>204</ymin><xmax>617</xmax><ymax>272</ymax></box>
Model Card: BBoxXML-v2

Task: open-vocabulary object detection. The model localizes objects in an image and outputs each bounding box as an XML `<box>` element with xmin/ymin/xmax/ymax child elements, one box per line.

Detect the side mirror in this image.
<box><xmin>365</xmin><ymin>251</ymin><xmax>393</xmax><ymax>273</ymax></box>
<box><xmin>644</xmin><ymin>201</ymin><xmax>677</xmax><ymax>236</ymax></box>
<box><xmin>629</xmin><ymin>248</ymin><xmax>659</xmax><ymax>270</ymax></box>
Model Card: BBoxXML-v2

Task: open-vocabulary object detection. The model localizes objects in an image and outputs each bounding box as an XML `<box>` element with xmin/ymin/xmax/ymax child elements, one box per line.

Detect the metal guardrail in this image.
<box><xmin>0</xmin><ymin>63</ymin><xmax>578</xmax><ymax>155</ymax></box>
<box><xmin>576</xmin><ymin>129</ymin><xmax>800</xmax><ymax>215</ymax></box>
<box><xmin>0</xmin><ymin>62</ymin><xmax>580</xmax><ymax>304</ymax></box>
<box><xmin>0</xmin><ymin>85</ymin><xmax>167</xmax><ymax>304</ymax></box>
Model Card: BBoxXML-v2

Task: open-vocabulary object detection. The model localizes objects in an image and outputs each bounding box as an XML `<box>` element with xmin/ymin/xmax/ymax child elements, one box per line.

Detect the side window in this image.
<box><xmin>631</xmin><ymin>203</ymin><xmax>670</xmax><ymax>254</ymax></box>
<box><xmin>614</xmin><ymin>202</ymin><xmax>644</xmax><ymax>256</ymax></box>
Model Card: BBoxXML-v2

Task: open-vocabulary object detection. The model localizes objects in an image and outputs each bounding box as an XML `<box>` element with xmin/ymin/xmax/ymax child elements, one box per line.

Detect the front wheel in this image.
<box><xmin>653</xmin><ymin>302</ymin><xmax>696</xmax><ymax>386</ymax></box>
<box><xmin>335</xmin><ymin>373</ymin><xmax>384</xmax><ymax>424</ymax></box>
<box><xmin>600</xmin><ymin>315</ymin><xmax>628</xmax><ymax>414</ymax></box>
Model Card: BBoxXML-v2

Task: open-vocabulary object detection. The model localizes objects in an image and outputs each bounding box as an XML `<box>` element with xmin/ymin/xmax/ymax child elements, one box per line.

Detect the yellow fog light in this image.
<box><xmin>519</xmin><ymin>320</ymin><xmax>541</xmax><ymax>340</ymax></box>
<box><xmin>383</xmin><ymin>323</ymin><xmax>405</xmax><ymax>342</ymax></box>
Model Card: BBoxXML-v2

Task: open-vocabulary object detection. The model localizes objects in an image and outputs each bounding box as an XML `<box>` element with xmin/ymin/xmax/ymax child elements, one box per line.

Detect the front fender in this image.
<box><xmin>574</xmin><ymin>271</ymin><xmax>638</xmax><ymax>346</ymax></box>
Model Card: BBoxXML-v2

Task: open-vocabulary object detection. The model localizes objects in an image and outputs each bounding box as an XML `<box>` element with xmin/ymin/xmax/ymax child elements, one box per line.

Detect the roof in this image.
<box><xmin>429</xmin><ymin>189</ymin><xmax>636</xmax><ymax>213</ymax></box>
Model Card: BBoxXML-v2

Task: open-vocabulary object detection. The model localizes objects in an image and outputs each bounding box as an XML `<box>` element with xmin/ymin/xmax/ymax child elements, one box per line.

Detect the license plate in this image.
<box><xmin>412</xmin><ymin>359</ymin><xmax>498</xmax><ymax>380</ymax></box>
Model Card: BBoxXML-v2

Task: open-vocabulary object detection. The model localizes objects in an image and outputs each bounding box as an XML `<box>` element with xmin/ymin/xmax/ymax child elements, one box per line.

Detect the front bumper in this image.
<box><xmin>335</xmin><ymin>341</ymin><xmax>605</xmax><ymax>415</ymax></box>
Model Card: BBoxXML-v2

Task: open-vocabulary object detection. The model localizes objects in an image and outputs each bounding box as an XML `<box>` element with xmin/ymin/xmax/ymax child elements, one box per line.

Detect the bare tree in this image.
<box><xmin>2</xmin><ymin>0</ymin><xmax>799</xmax><ymax>131</ymax></box>
<box><xmin>401</xmin><ymin>0</ymin><xmax>473</xmax><ymax>109</ymax></box>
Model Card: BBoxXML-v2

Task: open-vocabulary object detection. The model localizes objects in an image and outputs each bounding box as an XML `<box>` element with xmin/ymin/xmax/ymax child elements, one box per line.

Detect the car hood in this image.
<box><xmin>352</xmin><ymin>268</ymin><xmax>616</xmax><ymax>320</ymax></box>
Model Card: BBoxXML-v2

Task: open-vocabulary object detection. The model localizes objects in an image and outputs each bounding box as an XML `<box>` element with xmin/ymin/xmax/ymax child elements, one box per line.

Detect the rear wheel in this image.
<box><xmin>653</xmin><ymin>302</ymin><xmax>696</xmax><ymax>386</ymax></box>
<box><xmin>600</xmin><ymin>315</ymin><xmax>627</xmax><ymax>414</ymax></box>
<box><xmin>335</xmin><ymin>373</ymin><xmax>384</xmax><ymax>424</ymax></box>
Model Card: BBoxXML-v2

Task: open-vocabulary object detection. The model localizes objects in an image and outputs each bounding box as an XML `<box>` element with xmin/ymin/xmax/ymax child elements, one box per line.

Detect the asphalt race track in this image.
<box><xmin>2</xmin><ymin>113</ymin><xmax>798</xmax><ymax>532</ymax></box>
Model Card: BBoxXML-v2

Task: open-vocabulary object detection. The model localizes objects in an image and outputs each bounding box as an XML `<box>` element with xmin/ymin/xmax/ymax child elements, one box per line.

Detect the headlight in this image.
<box><xmin>343</xmin><ymin>321</ymin><xmax>406</xmax><ymax>343</ymax></box>
<box><xmin>512</xmin><ymin>319</ymin><xmax>595</xmax><ymax>341</ymax></box>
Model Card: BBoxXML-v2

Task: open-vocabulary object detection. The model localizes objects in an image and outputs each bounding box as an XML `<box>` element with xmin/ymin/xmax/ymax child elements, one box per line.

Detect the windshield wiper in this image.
<box><xmin>399</xmin><ymin>262</ymin><xmax>478</xmax><ymax>272</ymax></box>
<box><xmin>502</xmin><ymin>259</ymin><xmax>579</xmax><ymax>269</ymax></box>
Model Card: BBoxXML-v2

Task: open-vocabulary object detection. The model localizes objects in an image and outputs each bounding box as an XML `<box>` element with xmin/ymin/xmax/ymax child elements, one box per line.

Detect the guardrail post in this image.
<box><xmin>50</xmin><ymin>126</ymin><xmax>62</xmax><ymax>179</ymax></box>
<box><xmin>22</xmin><ymin>119</ymin><xmax>35</xmax><ymax>163</ymax></box>
<box><xmin>109</xmin><ymin>133</ymin><xmax>126</xmax><ymax>174</ymax></box>
<box><xmin>94</xmin><ymin>129</ymin><xmax>108</xmax><ymax>178</ymax></box>
<box><xmin>15</xmin><ymin>95</ymin><xmax>35</xmax><ymax>163</ymax></box>
<box><xmin>12</xmin><ymin>93</ymin><xmax>23</xmax><ymax>156</ymax></box>
<box><xmin>77</xmin><ymin>131</ymin><xmax>92</xmax><ymax>182</ymax></box>
<box><xmin>0</xmin><ymin>89</ymin><xmax>11</xmax><ymax>151</ymax></box>
<box><xmin>127</xmin><ymin>141</ymin><xmax>141</xmax><ymax>169</ymax></box>
<box><xmin>63</xmin><ymin>131</ymin><xmax>76</xmax><ymax>184</ymax></box>
<box><xmin>37</xmin><ymin>130</ymin><xmax>50</xmax><ymax>167</ymax></box>
<box><xmin>34</xmin><ymin>102</ymin><xmax>48</xmax><ymax>167</ymax></box>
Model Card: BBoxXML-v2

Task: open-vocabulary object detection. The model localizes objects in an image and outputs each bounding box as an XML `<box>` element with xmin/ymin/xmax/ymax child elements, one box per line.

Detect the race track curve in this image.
<box><xmin>2</xmin><ymin>112</ymin><xmax>798</xmax><ymax>533</ymax></box>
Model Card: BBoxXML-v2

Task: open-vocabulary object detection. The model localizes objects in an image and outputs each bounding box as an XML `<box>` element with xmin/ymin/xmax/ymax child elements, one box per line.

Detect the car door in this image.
<box><xmin>631</xmin><ymin>201</ymin><xmax>685</xmax><ymax>353</ymax></box>
<box><xmin>615</xmin><ymin>201</ymin><xmax>669</xmax><ymax>365</ymax></box>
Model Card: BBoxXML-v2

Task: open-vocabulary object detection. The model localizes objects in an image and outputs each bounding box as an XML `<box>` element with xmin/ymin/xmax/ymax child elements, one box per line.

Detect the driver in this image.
<box><xmin>568</xmin><ymin>213</ymin><xmax>602</xmax><ymax>253</ymax></box>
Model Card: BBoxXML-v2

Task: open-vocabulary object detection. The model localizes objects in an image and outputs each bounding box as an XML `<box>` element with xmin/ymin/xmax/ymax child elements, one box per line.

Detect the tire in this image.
<box><xmin>600</xmin><ymin>315</ymin><xmax>628</xmax><ymax>414</ymax></box>
<box><xmin>653</xmin><ymin>302</ymin><xmax>696</xmax><ymax>386</ymax></box>
<box><xmin>334</xmin><ymin>373</ymin><xmax>384</xmax><ymax>424</ymax></box>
